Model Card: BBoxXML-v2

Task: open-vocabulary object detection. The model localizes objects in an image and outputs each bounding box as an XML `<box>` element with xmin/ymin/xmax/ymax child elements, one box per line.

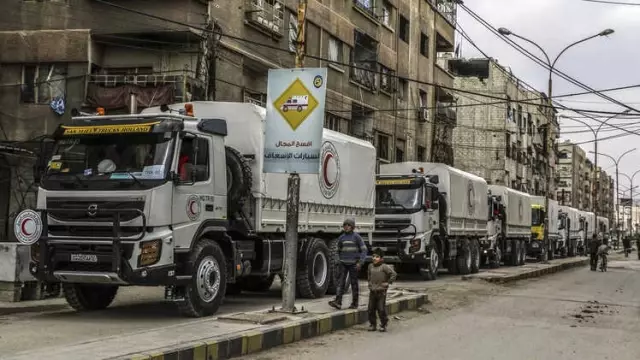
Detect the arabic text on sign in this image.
<box><xmin>376</xmin><ymin>179</ymin><xmax>415</xmax><ymax>185</ymax></box>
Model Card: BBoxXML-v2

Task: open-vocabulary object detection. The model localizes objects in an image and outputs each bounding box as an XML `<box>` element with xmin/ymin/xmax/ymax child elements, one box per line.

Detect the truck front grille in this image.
<box><xmin>375</xmin><ymin>218</ymin><xmax>412</xmax><ymax>231</ymax></box>
<box><xmin>46</xmin><ymin>199</ymin><xmax>145</xmax><ymax>223</ymax></box>
<box><xmin>48</xmin><ymin>225</ymin><xmax>144</xmax><ymax>238</ymax></box>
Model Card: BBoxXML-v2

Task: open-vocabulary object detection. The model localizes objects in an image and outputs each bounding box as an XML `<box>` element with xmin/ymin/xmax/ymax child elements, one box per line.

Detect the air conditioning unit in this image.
<box><xmin>418</xmin><ymin>107</ymin><xmax>428</xmax><ymax>123</ymax></box>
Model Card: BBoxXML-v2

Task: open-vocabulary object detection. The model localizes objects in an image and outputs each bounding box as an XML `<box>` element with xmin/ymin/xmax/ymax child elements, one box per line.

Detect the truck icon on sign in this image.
<box><xmin>281</xmin><ymin>95</ymin><xmax>309</xmax><ymax>112</ymax></box>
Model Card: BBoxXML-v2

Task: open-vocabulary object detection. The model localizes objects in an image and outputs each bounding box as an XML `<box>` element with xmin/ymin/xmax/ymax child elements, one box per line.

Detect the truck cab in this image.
<box><xmin>373</xmin><ymin>173</ymin><xmax>440</xmax><ymax>266</ymax></box>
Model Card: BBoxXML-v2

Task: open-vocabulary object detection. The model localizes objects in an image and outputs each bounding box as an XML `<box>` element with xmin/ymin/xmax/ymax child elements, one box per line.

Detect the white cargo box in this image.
<box><xmin>380</xmin><ymin>162</ymin><xmax>488</xmax><ymax>235</ymax></box>
<box><xmin>597</xmin><ymin>216</ymin><xmax>609</xmax><ymax>233</ymax></box>
<box><xmin>146</xmin><ymin>102</ymin><xmax>376</xmax><ymax>234</ymax></box>
<box><xmin>582</xmin><ymin>211</ymin><xmax>596</xmax><ymax>238</ymax></box>
<box><xmin>489</xmin><ymin>185</ymin><xmax>532</xmax><ymax>237</ymax></box>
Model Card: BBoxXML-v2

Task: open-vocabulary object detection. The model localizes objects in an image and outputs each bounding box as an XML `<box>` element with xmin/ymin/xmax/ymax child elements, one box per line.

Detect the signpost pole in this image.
<box><xmin>280</xmin><ymin>0</ymin><xmax>307</xmax><ymax>313</ymax></box>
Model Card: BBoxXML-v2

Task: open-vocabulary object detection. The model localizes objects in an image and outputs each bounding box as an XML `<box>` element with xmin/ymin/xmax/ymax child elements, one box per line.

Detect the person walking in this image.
<box><xmin>367</xmin><ymin>248</ymin><xmax>397</xmax><ymax>332</ymax></box>
<box><xmin>589</xmin><ymin>233</ymin><xmax>602</xmax><ymax>271</ymax></box>
<box><xmin>329</xmin><ymin>218</ymin><xmax>367</xmax><ymax>310</ymax></box>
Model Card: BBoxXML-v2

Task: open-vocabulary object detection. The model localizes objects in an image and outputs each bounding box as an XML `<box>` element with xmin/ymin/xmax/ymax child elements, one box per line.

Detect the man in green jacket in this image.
<box><xmin>367</xmin><ymin>248</ymin><xmax>397</xmax><ymax>332</ymax></box>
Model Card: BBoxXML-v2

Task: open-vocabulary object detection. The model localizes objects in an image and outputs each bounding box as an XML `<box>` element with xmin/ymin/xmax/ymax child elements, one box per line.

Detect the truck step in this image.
<box><xmin>164</xmin><ymin>285</ymin><xmax>185</xmax><ymax>302</ymax></box>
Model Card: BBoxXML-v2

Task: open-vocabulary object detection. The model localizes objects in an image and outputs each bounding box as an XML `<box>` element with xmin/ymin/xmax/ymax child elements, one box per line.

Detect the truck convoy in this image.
<box><xmin>14</xmin><ymin>101</ymin><xmax>615</xmax><ymax>317</ymax></box>
<box><xmin>16</xmin><ymin>101</ymin><xmax>376</xmax><ymax>317</ymax></box>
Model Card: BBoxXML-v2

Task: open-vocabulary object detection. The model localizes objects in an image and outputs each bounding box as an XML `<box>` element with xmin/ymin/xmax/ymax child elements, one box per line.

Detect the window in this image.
<box><xmin>419</xmin><ymin>89</ymin><xmax>427</xmax><ymax>107</ymax></box>
<box><xmin>417</xmin><ymin>146</ymin><xmax>426</xmax><ymax>162</ymax></box>
<box><xmin>324</xmin><ymin>113</ymin><xmax>341</xmax><ymax>131</ymax></box>
<box><xmin>380</xmin><ymin>65</ymin><xmax>393</xmax><ymax>93</ymax></box>
<box><xmin>354</xmin><ymin>0</ymin><xmax>375</xmax><ymax>15</ymax></box>
<box><xmin>21</xmin><ymin>64</ymin><xmax>68</xmax><ymax>104</ymax></box>
<box><xmin>350</xmin><ymin>31</ymin><xmax>378</xmax><ymax>90</ymax></box>
<box><xmin>381</xmin><ymin>1</ymin><xmax>392</xmax><ymax>26</ymax></box>
<box><xmin>328</xmin><ymin>36</ymin><xmax>343</xmax><ymax>64</ymax></box>
<box><xmin>377</xmin><ymin>133</ymin><xmax>390</xmax><ymax>160</ymax></box>
<box><xmin>420</xmin><ymin>33</ymin><xmax>429</xmax><ymax>57</ymax></box>
<box><xmin>396</xmin><ymin>139</ymin><xmax>405</xmax><ymax>162</ymax></box>
<box><xmin>506</xmin><ymin>133</ymin><xmax>511</xmax><ymax>158</ymax></box>
<box><xmin>288</xmin><ymin>13</ymin><xmax>298</xmax><ymax>52</ymax></box>
<box><xmin>178</xmin><ymin>137</ymin><xmax>210</xmax><ymax>182</ymax></box>
<box><xmin>399</xmin><ymin>15</ymin><xmax>409</xmax><ymax>43</ymax></box>
<box><xmin>398</xmin><ymin>78</ymin><xmax>408</xmax><ymax>100</ymax></box>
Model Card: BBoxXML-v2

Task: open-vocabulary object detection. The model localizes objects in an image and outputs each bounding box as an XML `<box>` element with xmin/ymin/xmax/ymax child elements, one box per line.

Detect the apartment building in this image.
<box><xmin>556</xmin><ymin>140</ymin><xmax>614</xmax><ymax>220</ymax></box>
<box><xmin>446</xmin><ymin>57</ymin><xmax>558</xmax><ymax>196</ymax></box>
<box><xmin>214</xmin><ymin>0</ymin><xmax>459</xmax><ymax>165</ymax></box>
<box><xmin>0</xmin><ymin>0</ymin><xmax>213</xmax><ymax>239</ymax></box>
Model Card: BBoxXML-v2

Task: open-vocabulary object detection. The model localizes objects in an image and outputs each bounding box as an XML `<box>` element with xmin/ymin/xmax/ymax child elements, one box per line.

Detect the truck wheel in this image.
<box><xmin>519</xmin><ymin>241</ymin><xmax>527</xmax><ymax>265</ymax></box>
<box><xmin>296</xmin><ymin>238</ymin><xmax>330</xmax><ymax>298</ymax></box>
<box><xmin>456</xmin><ymin>242</ymin><xmax>472</xmax><ymax>275</ymax></box>
<box><xmin>242</xmin><ymin>275</ymin><xmax>276</xmax><ymax>292</ymax></box>
<box><xmin>470</xmin><ymin>239</ymin><xmax>480</xmax><ymax>274</ymax></box>
<box><xmin>178</xmin><ymin>239</ymin><xmax>227</xmax><ymax>318</ymax></box>
<box><xmin>420</xmin><ymin>245</ymin><xmax>439</xmax><ymax>280</ymax></box>
<box><xmin>509</xmin><ymin>241</ymin><xmax>519</xmax><ymax>266</ymax></box>
<box><xmin>225</xmin><ymin>146</ymin><xmax>252</xmax><ymax>215</ymax></box>
<box><xmin>63</xmin><ymin>284</ymin><xmax>118</xmax><ymax>311</ymax></box>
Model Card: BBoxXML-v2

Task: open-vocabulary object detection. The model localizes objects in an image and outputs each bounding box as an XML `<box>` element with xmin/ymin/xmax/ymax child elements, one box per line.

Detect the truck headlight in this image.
<box><xmin>138</xmin><ymin>239</ymin><xmax>162</xmax><ymax>267</ymax></box>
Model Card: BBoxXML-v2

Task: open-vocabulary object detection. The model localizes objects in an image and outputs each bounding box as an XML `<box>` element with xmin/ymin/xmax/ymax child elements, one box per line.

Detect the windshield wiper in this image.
<box><xmin>110</xmin><ymin>170</ymin><xmax>145</xmax><ymax>187</ymax></box>
<box><xmin>57</xmin><ymin>173</ymin><xmax>87</xmax><ymax>188</ymax></box>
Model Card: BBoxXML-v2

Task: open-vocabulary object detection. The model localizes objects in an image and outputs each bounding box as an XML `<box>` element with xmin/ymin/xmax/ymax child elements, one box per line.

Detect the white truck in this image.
<box><xmin>15</xmin><ymin>101</ymin><xmax>376</xmax><ymax>317</ymax></box>
<box><xmin>484</xmin><ymin>185</ymin><xmax>531</xmax><ymax>267</ymax></box>
<box><xmin>557</xmin><ymin>206</ymin><xmax>581</xmax><ymax>258</ymax></box>
<box><xmin>578</xmin><ymin>211</ymin><xmax>596</xmax><ymax>255</ymax></box>
<box><xmin>529</xmin><ymin>196</ymin><xmax>559</xmax><ymax>261</ymax></box>
<box><xmin>372</xmin><ymin>162</ymin><xmax>487</xmax><ymax>280</ymax></box>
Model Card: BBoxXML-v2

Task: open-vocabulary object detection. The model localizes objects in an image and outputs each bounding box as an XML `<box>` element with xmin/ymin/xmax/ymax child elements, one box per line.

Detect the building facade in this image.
<box><xmin>446</xmin><ymin>57</ymin><xmax>558</xmax><ymax>196</ymax></box>
<box><xmin>0</xmin><ymin>0</ymin><xmax>460</xmax><ymax>239</ymax></box>
<box><xmin>214</xmin><ymin>0</ymin><xmax>458</xmax><ymax>166</ymax></box>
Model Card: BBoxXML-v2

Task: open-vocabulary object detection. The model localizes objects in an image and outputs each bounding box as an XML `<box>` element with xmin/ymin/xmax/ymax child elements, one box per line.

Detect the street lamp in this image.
<box><xmin>618</xmin><ymin>172</ymin><xmax>640</xmax><ymax>236</ymax></box>
<box><xmin>560</xmin><ymin>109</ymin><xmax>631</xmax><ymax>216</ymax></box>
<box><xmin>498</xmin><ymin>27</ymin><xmax>614</xmax><ymax>259</ymax></box>
<box><xmin>590</xmin><ymin>148</ymin><xmax>637</xmax><ymax>243</ymax></box>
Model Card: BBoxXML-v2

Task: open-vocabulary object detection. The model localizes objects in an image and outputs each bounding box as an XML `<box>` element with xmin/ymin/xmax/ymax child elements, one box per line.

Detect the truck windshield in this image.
<box><xmin>532</xmin><ymin>208</ymin><xmax>543</xmax><ymax>226</ymax></box>
<box><xmin>41</xmin><ymin>133</ymin><xmax>174</xmax><ymax>191</ymax></box>
<box><xmin>375</xmin><ymin>186</ymin><xmax>422</xmax><ymax>214</ymax></box>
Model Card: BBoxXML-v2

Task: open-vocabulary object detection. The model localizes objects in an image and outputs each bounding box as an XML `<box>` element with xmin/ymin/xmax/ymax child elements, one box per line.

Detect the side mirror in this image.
<box><xmin>428</xmin><ymin>175</ymin><xmax>439</xmax><ymax>184</ymax></box>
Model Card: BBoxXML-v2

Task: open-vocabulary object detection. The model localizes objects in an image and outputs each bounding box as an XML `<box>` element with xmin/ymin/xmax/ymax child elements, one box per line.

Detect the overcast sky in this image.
<box><xmin>457</xmin><ymin>0</ymin><xmax>640</xmax><ymax>197</ymax></box>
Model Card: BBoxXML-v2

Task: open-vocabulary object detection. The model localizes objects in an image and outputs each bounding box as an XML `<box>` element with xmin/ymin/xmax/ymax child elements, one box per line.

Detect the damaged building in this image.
<box><xmin>443</xmin><ymin>57</ymin><xmax>559</xmax><ymax>197</ymax></box>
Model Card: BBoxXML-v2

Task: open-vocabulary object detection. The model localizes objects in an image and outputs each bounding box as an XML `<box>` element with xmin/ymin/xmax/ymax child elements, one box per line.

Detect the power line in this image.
<box><xmin>580</xmin><ymin>0</ymin><xmax>640</xmax><ymax>5</ymax></box>
<box><xmin>458</xmin><ymin>3</ymin><xmax>640</xmax><ymax>115</ymax></box>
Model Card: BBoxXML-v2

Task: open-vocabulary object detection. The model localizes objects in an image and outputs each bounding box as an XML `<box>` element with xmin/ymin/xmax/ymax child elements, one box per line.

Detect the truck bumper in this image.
<box><xmin>29</xmin><ymin>208</ymin><xmax>188</xmax><ymax>287</ymax></box>
<box><xmin>364</xmin><ymin>251</ymin><xmax>428</xmax><ymax>265</ymax></box>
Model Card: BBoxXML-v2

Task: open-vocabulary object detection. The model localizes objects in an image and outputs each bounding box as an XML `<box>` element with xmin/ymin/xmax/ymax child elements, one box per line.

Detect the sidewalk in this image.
<box><xmin>3</xmin><ymin>289</ymin><xmax>427</xmax><ymax>360</ymax></box>
<box><xmin>462</xmin><ymin>256</ymin><xmax>590</xmax><ymax>283</ymax></box>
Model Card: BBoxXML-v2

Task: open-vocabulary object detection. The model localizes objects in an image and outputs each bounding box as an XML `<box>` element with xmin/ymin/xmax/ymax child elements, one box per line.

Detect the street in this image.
<box><xmin>240</xmin><ymin>257</ymin><xmax>640</xmax><ymax>360</ymax></box>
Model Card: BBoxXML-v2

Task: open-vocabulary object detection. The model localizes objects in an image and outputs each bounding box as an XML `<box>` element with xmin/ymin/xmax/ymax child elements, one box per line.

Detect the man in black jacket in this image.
<box><xmin>589</xmin><ymin>234</ymin><xmax>601</xmax><ymax>271</ymax></box>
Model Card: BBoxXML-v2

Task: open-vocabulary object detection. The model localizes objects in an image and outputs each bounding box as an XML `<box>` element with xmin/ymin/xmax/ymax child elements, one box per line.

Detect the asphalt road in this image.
<box><xmin>0</xmin><ymin>266</ymin><xmax>467</xmax><ymax>355</ymax></box>
<box><xmin>241</xmin><ymin>258</ymin><xmax>640</xmax><ymax>360</ymax></box>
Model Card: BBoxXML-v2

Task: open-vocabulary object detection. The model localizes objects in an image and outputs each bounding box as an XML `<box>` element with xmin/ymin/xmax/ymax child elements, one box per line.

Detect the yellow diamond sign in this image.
<box><xmin>273</xmin><ymin>78</ymin><xmax>319</xmax><ymax>131</ymax></box>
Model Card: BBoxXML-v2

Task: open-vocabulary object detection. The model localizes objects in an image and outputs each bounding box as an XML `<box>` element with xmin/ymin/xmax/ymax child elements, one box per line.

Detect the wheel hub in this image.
<box><xmin>312</xmin><ymin>252</ymin><xmax>328</xmax><ymax>287</ymax></box>
<box><xmin>197</xmin><ymin>256</ymin><xmax>221</xmax><ymax>303</ymax></box>
<box><xmin>430</xmin><ymin>248</ymin><xmax>439</xmax><ymax>273</ymax></box>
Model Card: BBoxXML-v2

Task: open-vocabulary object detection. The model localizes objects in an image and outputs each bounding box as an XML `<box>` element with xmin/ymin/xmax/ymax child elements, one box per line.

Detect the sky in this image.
<box><xmin>456</xmin><ymin>0</ymin><xmax>640</xmax><ymax>198</ymax></box>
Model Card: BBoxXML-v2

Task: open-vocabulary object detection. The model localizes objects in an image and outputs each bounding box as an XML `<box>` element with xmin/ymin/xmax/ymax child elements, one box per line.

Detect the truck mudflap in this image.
<box><xmin>28</xmin><ymin>208</ymin><xmax>186</xmax><ymax>287</ymax></box>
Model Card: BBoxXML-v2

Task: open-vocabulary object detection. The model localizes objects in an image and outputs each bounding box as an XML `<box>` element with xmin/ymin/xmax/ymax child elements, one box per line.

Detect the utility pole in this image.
<box><xmin>280</xmin><ymin>0</ymin><xmax>307</xmax><ymax>313</ymax></box>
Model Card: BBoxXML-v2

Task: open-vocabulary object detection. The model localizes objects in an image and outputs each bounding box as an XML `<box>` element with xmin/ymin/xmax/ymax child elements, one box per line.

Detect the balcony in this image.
<box><xmin>434</xmin><ymin>0</ymin><xmax>456</xmax><ymax>44</ymax></box>
<box><xmin>244</xmin><ymin>0</ymin><xmax>284</xmax><ymax>36</ymax></box>
<box><xmin>350</xmin><ymin>31</ymin><xmax>378</xmax><ymax>91</ymax></box>
<box><xmin>436</xmin><ymin>101</ymin><xmax>457</xmax><ymax>125</ymax></box>
<box><xmin>86</xmin><ymin>70</ymin><xmax>206</xmax><ymax>110</ymax></box>
<box><xmin>434</xmin><ymin>63</ymin><xmax>454</xmax><ymax>90</ymax></box>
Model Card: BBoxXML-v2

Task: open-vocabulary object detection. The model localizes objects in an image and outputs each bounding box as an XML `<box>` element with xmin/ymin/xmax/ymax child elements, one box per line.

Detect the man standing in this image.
<box><xmin>590</xmin><ymin>232</ymin><xmax>601</xmax><ymax>271</ymax></box>
<box><xmin>329</xmin><ymin>218</ymin><xmax>367</xmax><ymax>310</ymax></box>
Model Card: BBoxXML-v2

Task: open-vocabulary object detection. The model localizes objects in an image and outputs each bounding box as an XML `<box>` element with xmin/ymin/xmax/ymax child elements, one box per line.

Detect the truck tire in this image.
<box><xmin>420</xmin><ymin>241</ymin><xmax>439</xmax><ymax>280</ymax></box>
<box><xmin>62</xmin><ymin>284</ymin><xmax>118</xmax><ymax>311</ymax></box>
<box><xmin>326</xmin><ymin>239</ymin><xmax>350</xmax><ymax>295</ymax></box>
<box><xmin>241</xmin><ymin>275</ymin><xmax>276</xmax><ymax>292</ymax></box>
<box><xmin>296</xmin><ymin>238</ymin><xmax>330</xmax><ymax>298</ymax></box>
<box><xmin>519</xmin><ymin>240</ymin><xmax>527</xmax><ymax>265</ymax></box>
<box><xmin>470</xmin><ymin>239</ymin><xmax>481</xmax><ymax>274</ymax></box>
<box><xmin>509</xmin><ymin>241</ymin><xmax>519</xmax><ymax>266</ymax></box>
<box><xmin>225</xmin><ymin>146</ymin><xmax>252</xmax><ymax>215</ymax></box>
<box><xmin>456</xmin><ymin>241</ymin><xmax>472</xmax><ymax>275</ymax></box>
<box><xmin>177</xmin><ymin>239</ymin><xmax>227</xmax><ymax>317</ymax></box>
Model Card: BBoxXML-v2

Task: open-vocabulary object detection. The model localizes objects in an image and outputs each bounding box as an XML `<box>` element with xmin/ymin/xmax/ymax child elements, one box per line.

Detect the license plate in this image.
<box><xmin>70</xmin><ymin>254</ymin><xmax>98</xmax><ymax>263</ymax></box>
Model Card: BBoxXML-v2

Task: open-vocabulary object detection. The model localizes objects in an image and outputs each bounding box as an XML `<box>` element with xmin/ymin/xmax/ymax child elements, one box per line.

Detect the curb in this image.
<box><xmin>465</xmin><ymin>258</ymin><xmax>590</xmax><ymax>284</ymax></box>
<box><xmin>114</xmin><ymin>293</ymin><xmax>428</xmax><ymax>360</ymax></box>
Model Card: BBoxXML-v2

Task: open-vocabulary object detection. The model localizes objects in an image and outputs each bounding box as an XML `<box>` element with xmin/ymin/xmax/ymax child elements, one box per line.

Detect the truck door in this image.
<box><xmin>172</xmin><ymin>134</ymin><xmax>217</xmax><ymax>250</ymax></box>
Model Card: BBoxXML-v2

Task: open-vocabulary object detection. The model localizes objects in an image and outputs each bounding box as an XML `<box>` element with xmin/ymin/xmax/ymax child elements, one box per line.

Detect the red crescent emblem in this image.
<box><xmin>21</xmin><ymin>219</ymin><xmax>33</xmax><ymax>236</ymax></box>
<box><xmin>323</xmin><ymin>153</ymin><xmax>333</xmax><ymax>186</ymax></box>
